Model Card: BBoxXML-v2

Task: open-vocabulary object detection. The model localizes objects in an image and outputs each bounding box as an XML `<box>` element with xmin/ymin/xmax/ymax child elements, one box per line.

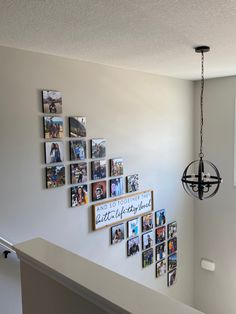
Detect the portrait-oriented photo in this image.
<box><xmin>142</xmin><ymin>231</ymin><xmax>154</xmax><ymax>250</ymax></box>
<box><xmin>156</xmin><ymin>242</ymin><xmax>166</xmax><ymax>262</ymax></box>
<box><xmin>92</xmin><ymin>181</ymin><xmax>106</xmax><ymax>201</ymax></box>
<box><xmin>43</xmin><ymin>116</ymin><xmax>64</xmax><ymax>139</ymax></box>
<box><xmin>46</xmin><ymin>165</ymin><xmax>65</xmax><ymax>189</ymax></box>
<box><xmin>91</xmin><ymin>139</ymin><xmax>106</xmax><ymax>159</ymax></box>
<box><xmin>155</xmin><ymin>226</ymin><xmax>166</xmax><ymax>244</ymax></box>
<box><xmin>155</xmin><ymin>209</ymin><xmax>166</xmax><ymax>227</ymax></box>
<box><xmin>69</xmin><ymin>116</ymin><xmax>86</xmax><ymax>137</ymax></box>
<box><xmin>168</xmin><ymin>269</ymin><xmax>177</xmax><ymax>287</ymax></box>
<box><xmin>110</xmin><ymin>177</ymin><xmax>123</xmax><ymax>197</ymax></box>
<box><xmin>168</xmin><ymin>221</ymin><xmax>177</xmax><ymax>239</ymax></box>
<box><xmin>142</xmin><ymin>213</ymin><xmax>153</xmax><ymax>232</ymax></box>
<box><xmin>156</xmin><ymin>260</ymin><xmax>166</xmax><ymax>278</ymax></box>
<box><xmin>70</xmin><ymin>163</ymin><xmax>87</xmax><ymax>184</ymax></box>
<box><xmin>168</xmin><ymin>237</ymin><xmax>177</xmax><ymax>255</ymax></box>
<box><xmin>111</xmin><ymin>223</ymin><xmax>125</xmax><ymax>245</ymax></box>
<box><xmin>127</xmin><ymin>218</ymin><xmax>139</xmax><ymax>238</ymax></box>
<box><xmin>168</xmin><ymin>253</ymin><xmax>177</xmax><ymax>271</ymax></box>
<box><xmin>42</xmin><ymin>90</ymin><xmax>62</xmax><ymax>114</ymax></box>
<box><xmin>142</xmin><ymin>248</ymin><xmax>154</xmax><ymax>268</ymax></box>
<box><xmin>71</xmin><ymin>185</ymin><xmax>88</xmax><ymax>207</ymax></box>
<box><xmin>70</xmin><ymin>140</ymin><xmax>86</xmax><ymax>161</ymax></box>
<box><xmin>91</xmin><ymin>160</ymin><xmax>106</xmax><ymax>180</ymax></box>
<box><xmin>110</xmin><ymin>158</ymin><xmax>123</xmax><ymax>177</ymax></box>
<box><xmin>127</xmin><ymin>236</ymin><xmax>140</xmax><ymax>257</ymax></box>
<box><xmin>126</xmin><ymin>174</ymin><xmax>139</xmax><ymax>193</ymax></box>
<box><xmin>44</xmin><ymin>141</ymin><xmax>64</xmax><ymax>164</ymax></box>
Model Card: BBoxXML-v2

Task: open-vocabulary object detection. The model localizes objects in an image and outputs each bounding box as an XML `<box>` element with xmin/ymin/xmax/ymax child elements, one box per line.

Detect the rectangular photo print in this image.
<box><xmin>70</xmin><ymin>140</ymin><xmax>86</xmax><ymax>161</ymax></box>
<box><xmin>142</xmin><ymin>248</ymin><xmax>154</xmax><ymax>268</ymax></box>
<box><xmin>110</xmin><ymin>158</ymin><xmax>123</xmax><ymax>177</ymax></box>
<box><xmin>111</xmin><ymin>223</ymin><xmax>125</xmax><ymax>245</ymax></box>
<box><xmin>127</xmin><ymin>236</ymin><xmax>140</xmax><ymax>256</ymax></box>
<box><xmin>168</xmin><ymin>221</ymin><xmax>177</xmax><ymax>239</ymax></box>
<box><xmin>92</xmin><ymin>181</ymin><xmax>106</xmax><ymax>201</ymax></box>
<box><xmin>168</xmin><ymin>269</ymin><xmax>177</xmax><ymax>287</ymax></box>
<box><xmin>156</xmin><ymin>242</ymin><xmax>166</xmax><ymax>262</ymax></box>
<box><xmin>155</xmin><ymin>226</ymin><xmax>166</xmax><ymax>244</ymax></box>
<box><xmin>43</xmin><ymin>116</ymin><xmax>64</xmax><ymax>139</ymax></box>
<box><xmin>155</xmin><ymin>209</ymin><xmax>166</xmax><ymax>227</ymax></box>
<box><xmin>42</xmin><ymin>90</ymin><xmax>62</xmax><ymax>114</ymax></box>
<box><xmin>91</xmin><ymin>139</ymin><xmax>106</xmax><ymax>159</ymax></box>
<box><xmin>126</xmin><ymin>174</ymin><xmax>139</xmax><ymax>193</ymax></box>
<box><xmin>142</xmin><ymin>213</ymin><xmax>153</xmax><ymax>232</ymax></box>
<box><xmin>46</xmin><ymin>165</ymin><xmax>65</xmax><ymax>189</ymax></box>
<box><xmin>91</xmin><ymin>160</ymin><xmax>106</xmax><ymax>180</ymax></box>
<box><xmin>110</xmin><ymin>177</ymin><xmax>124</xmax><ymax>197</ymax></box>
<box><xmin>71</xmin><ymin>185</ymin><xmax>88</xmax><ymax>207</ymax></box>
<box><xmin>69</xmin><ymin>117</ymin><xmax>86</xmax><ymax>138</ymax></box>
<box><xmin>44</xmin><ymin>142</ymin><xmax>64</xmax><ymax>164</ymax></box>
<box><xmin>70</xmin><ymin>163</ymin><xmax>87</xmax><ymax>184</ymax></box>
<box><xmin>142</xmin><ymin>231</ymin><xmax>154</xmax><ymax>250</ymax></box>
<box><xmin>156</xmin><ymin>260</ymin><xmax>167</xmax><ymax>278</ymax></box>
<box><xmin>168</xmin><ymin>253</ymin><xmax>177</xmax><ymax>271</ymax></box>
<box><xmin>168</xmin><ymin>237</ymin><xmax>177</xmax><ymax>255</ymax></box>
<box><xmin>127</xmin><ymin>218</ymin><xmax>139</xmax><ymax>238</ymax></box>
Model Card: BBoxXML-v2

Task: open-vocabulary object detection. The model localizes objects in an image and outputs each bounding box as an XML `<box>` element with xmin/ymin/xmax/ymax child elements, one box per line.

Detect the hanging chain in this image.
<box><xmin>199</xmin><ymin>51</ymin><xmax>204</xmax><ymax>158</ymax></box>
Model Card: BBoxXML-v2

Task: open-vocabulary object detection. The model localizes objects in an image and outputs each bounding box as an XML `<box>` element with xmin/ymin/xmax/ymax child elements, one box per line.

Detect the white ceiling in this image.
<box><xmin>1</xmin><ymin>0</ymin><xmax>236</xmax><ymax>80</ymax></box>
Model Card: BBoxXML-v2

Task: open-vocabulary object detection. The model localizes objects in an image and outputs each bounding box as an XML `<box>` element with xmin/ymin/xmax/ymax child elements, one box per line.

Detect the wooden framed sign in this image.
<box><xmin>92</xmin><ymin>190</ymin><xmax>154</xmax><ymax>230</ymax></box>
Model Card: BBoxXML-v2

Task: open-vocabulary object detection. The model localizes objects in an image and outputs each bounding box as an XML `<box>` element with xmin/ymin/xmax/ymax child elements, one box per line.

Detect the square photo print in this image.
<box><xmin>168</xmin><ymin>269</ymin><xmax>177</xmax><ymax>287</ymax></box>
<box><xmin>70</xmin><ymin>140</ymin><xmax>86</xmax><ymax>161</ymax></box>
<box><xmin>111</xmin><ymin>223</ymin><xmax>125</xmax><ymax>245</ymax></box>
<box><xmin>69</xmin><ymin>117</ymin><xmax>86</xmax><ymax>138</ymax></box>
<box><xmin>156</xmin><ymin>242</ymin><xmax>166</xmax><ymax>262</ymax></box>
<box><xmin>155</xmin><ymin>209</ymin><xmax>166</xmax><ymax>227</ymax></box>
<box><xmin>91</xmin><ymin>139</ymin><xmax>106</xmax><ymax>159</ymax></box>
<box><xmin>91</xmin><ymin>160</ymin><xmax>106</xmax><ymax>180</ymax></box>
<box><xmin>92</xmin><ymin>181</ymin><xmax>106</xmax><ymax>201</ymax></box>
<box><xmin>71</xmin><ymin>185</ymin><xmax>88</xmax><ymax>207</ymax></box>
<box><xmin>142</xmin><ymin>213</ymin><xmax>153</xmax><ymax>232</ymax></box>
<box><xmin>155</xmin><ymin>226</ymin><xmax>166</xmax><ymax>244</ymax></box>
<box><xmin>142</xmin><ymin>248</ymin><xmax>154</xmax><ymax>268</ymax></box>
<box><xmin>168</xmin><ymin>253</ymin><xmax>177</xmax><ymax>271</ymax></box>
<box><xmin>142</xmin><ymin>231</ymin><xmax>154</xmax><ymax>250</ymax></box>
<box><xmin>46</xmin><ymin>165</ymin><xmax>65</xmax><ymax>189</ymax></box>
<box><xmin>110</xmin><ymin>177</ymin><xmax>124</xmax><ymax>197</ymax></box>
<box><xmin>42</xmin><ymin>90</ymin><xmax>62</xmax><ymax>114</ymax></box>
<box><xmin>43</xmin><ymin>116</ymin><xmax>64</xmax><ymax>139</ymax></box>
<box><xmin>126</xmin><ymin>174</ymin><xmax>139</xmax><ymax>193</ymax></box>
<box><xmin>127</xmin><ymin>218</ymin><xmax>139</xmax><ymax>238</ymax></box>
<box><xmin>168</xmin><ymin>237</ymin><xmax>177</xmax><ymax>255</ymax></box>
<box><xmin>44</xmin><ymin>141</ymin><xmax>64</xmax><ymax>164</ymax></box>
<box><xmin>70</xmin><ymin>163</ymin><xmax>87</xmax><ymax>184</ymax></box>
<box><xmin>156</xmin><ymin>260</ymin><xmax>167</xmax><ymax>278</ymax></box>
<box><xmin>168</xmin><ymin>221</ymin><xmax>177</xmax><ymax>239</ymax></box>
<box><xmin>127</xmin><ymin>236</ymin><xmax>140</xmax><ymax>256</ymax></box>
<box><xmin>110</xmin><ymin>158</ymin><xmax>124</xmax><ymax>177</ymax></box>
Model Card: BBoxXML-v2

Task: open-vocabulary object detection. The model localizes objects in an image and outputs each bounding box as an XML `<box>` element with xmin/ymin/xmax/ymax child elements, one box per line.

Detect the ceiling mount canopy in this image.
<box><xmin>181</xmin><ymin>46</ymin><xmax>222</xmax><ymax>200</ymax></box>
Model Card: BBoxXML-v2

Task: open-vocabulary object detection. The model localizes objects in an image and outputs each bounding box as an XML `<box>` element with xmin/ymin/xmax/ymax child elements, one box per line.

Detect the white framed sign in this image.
<box><xmin>92</xmin><ymin>190</ymin><xmax>154</xmax><ymax>230</ymax></box>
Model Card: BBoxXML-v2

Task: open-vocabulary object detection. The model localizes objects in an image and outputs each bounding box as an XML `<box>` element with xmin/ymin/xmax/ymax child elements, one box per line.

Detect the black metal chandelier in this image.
<box><xmin>181</xmin><ymin>46</ymin><xmax>222</xmax><ymax>200</ymax></box>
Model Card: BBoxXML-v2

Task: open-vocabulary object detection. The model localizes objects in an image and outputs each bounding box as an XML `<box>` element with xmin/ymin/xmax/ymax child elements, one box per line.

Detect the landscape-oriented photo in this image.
<box><xmin>91</xmin><ymin>139</ymin><xmax>106</xmax><ymax>158</ymax></box>
<box><xmin>46</xmin><ymin>165</ymin><xmax>65</xmax><ymax>189</ymax></box>
<box><xmin>70</xmin><ymin>162</ymin><xmax>87</xmax><ymax>184</ymax></box>
<box><xmin>155</xmin><ymin>209</ymin><xmax>166</xmax><ymax>227</ymax></box>
<box><xmin>91</xmin><ymin>160</ymin><xmax>106</xmax><ymax>180</ymax></box>
<box><xmin>69</xmin><ymin>116</ymin><xmax>86</xmax><ymax>137</ymax></box>
<box><xmin>110</xmin><ymin>158</ymin><xmax>123</xmax><ymax>177</ymax></box>
<box><xmin>155</xmin><ymin>226</ymin><xmax>166</xmax><ymax>244</ymax></box>
<box><xmin>126</xmin><ymin>174</ymin><xmax>139</xmax><ymax>193</ymax></box>
<box><xmin>110</xmin><ymin>177</ymin><xmax>123</xmax><ymax>197</ymax></box>
<box><xmin>127</xmin><ymin>218</ymin><xmax>139</xmax><ymax>238</ymax></box>
<box><xmin>142</xmin><ymin>248</ymin><xmax>154</xmax><ymax>268</ymax></box>
<box><xmin>111</xmin><ymin>223</ymin><xmax>125</xmax><ymax>245</ymax></box>
<box><xmin>42</xmin><ymin>90</ymin><xmax>62</xmax><ymax>114</ymax></box>
<box><xmin>127</xmin><ymin>236</ymin><xmax>140</xmax><ymax>256</ymax></box>
<box><xmin>44</xmin><ymin>141</ymin><xmax>64</xmax><ymax>164</ymax></box>
<box><xmin>142</xmin><ymin>213</ymin><xmax>153</xmax><ymax>232</ymax></box>
<box><xmin>43</xmin><ymin>116</ymin><xmax>64</xmax><ymax>139</ymax></box>
<box><xmin>92</xmin><ymin>181</ymin><xmax>106</xmax><ymax>201</ymax></box>
<box><xmin>156</xmin><ymin>260</ymin><xmax>166</xmax><ymax>278</ymax></box>
<box><xmin>168</xmin><ymin>253</ymin><xmax>177</xmax><ymax>271</ymax></box>
<box><xmin>70</xmin><ymin>140</ymin><xmax>87</xmax><ymax>161</ymax></box>
<box><xmin>168</xmin><ymin>221</ymin><xmax>177</xmax><ymax>239</ymax></box>
<box><xmin>71</xmin><ymin>185</ymin><xmax>88</xmax><ymax>207</ymax></box>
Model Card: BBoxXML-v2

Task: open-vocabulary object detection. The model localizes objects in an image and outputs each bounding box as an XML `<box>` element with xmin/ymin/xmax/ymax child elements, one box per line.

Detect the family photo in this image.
<box><xmin>43</xmin><ymin>116</ymin><xmax>64</xmax><ymax>139</ymax></box>
<box><xmin>126</xmin><ymin>174</ymin><xmax>139</xmax><ymax>193</ymax></box>
<box><xmin>91</xmin><ymin>160</ymin><xmax>106</xmax><ymax>180</ymax></box>
<box><xmin>127</xmin><ymin>218</ymin><xmax>139</xmax><ymax>238</ymax></box>
<box><xmin>156</xmin><ymin>242</ymin><xmax>166</xmax><ymax>262</ymax></box>
<box><xmin>110</xmin><ymin>158</ymin><xmax>124</xmax><ymax>177</ymax></box>
<box><xmin>42</xmin><ymin>90</ymin><xmax>62</xmax><ymax>114</ymax></box>
<box><xmin>142</xmin><ymin>231</ymin><xmax>153</xmax><ymax>250</ymax></box>
<box><xmin>155</xmin><ymin>209</ymin><xmax>166</xmax><ymax>227</ymax></box>
<box><xmin>71</xmin><ymin>185</ymin><xmax>88</xmax><ymax>207</ymax></box>
<box><xmin>70</xmin><ymin>140</ymin><xmax>86</xmax><ymax>160</ymax></box>
<box><xmin>168</xmin><ymin>221</ymin><xmax>177</xmax><ymax>239</ymax></box>
<box><xmin>70</xmin><ymin>163</ymin><xmax>87</xmax><ymax>184</ymax></box>
<box><xmin>69</xmin><ymin>116</ymin><xmax>86</xmax><ymax>137</ymax></box>
<box><xmin>91</xmin><ymin>139</ymin><xmax>106</xmax><ymax>158</ymax></box>
<box><xmin>155</xmin><ymin>226</ymin><xmax>166</xmax><ymax>244</ymax></box>
<box><xmin>92</xmin><ymin>181</ymin><xmax>107</xmax><ymax>201</ymax></box>
<box><xmin>156</xmin><ymin>260</ymin><xmax>166</xmax><ymax>278</ymax></box>
<box><xmin>46</xmin><ymin>165</ymin><xmax>65</xmax><ymax>189</ymax></box>
<box><xmin>110</xmin><ymin>177</ymin><xmax>123</xmax><ymax>197</ymax></box>
<box><xmin>168</xmin><ymin>237</ymin><xmax>177</xmax><ymax>255</ymax></box>
<box><xmin>168</xmin><ymin>253</ymin><xmax>177</xmax><ymax>271</ymax></box>
<box><xmin>127</xmin><ymin>236</ymin><xmax>140</xmax><ymax>256</ymax></box>
<box><xmin>142</xmin><ymin>248</ymin><xmax>153</xmax><ymax>268</ymax></box>
<box><xmin>142</xmin><ymin>213</ymin><xmax>153</xmax><ymax>232</ymax></box>
<box><xmin>44</xmin><ymin>142</ymin><xmax>64</xmax><ymax>164</ymax></box>
<box><xmin>111</xmin><ymin>223</ymin><xmax>125</xmax><ymax>244</ymax></box>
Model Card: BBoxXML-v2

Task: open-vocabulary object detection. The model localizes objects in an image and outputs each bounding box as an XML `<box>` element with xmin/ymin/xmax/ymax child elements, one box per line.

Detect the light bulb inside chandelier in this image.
<box><xmin>181</xmin><ymin>46</ymin><xmax>222</xmax><ymax>200</ymax></box>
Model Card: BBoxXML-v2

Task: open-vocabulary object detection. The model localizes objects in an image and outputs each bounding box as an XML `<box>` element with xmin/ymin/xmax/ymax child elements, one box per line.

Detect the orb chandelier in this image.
<box><xmin>181</xmin><ymin>46</ymin><xmax>222</xmax><ymax>200</ymax></box>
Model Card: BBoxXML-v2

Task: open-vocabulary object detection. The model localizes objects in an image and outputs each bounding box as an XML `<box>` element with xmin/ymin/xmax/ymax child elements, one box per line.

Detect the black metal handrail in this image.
<box><xmin>0</xmin><ymin>236</ymin><xmax>16</xmax><ymax>258</ymax></box>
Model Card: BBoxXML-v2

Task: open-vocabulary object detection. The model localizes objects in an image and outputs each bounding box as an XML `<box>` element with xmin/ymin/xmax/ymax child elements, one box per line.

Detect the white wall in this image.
<box><xmin>0</xmin><ymin>46</ymin><xmax>195</xmax><ymax>313</ymax></box>
<box><xmin>194</xmin><ymin>76</ymin><xmax>236</xmax><ymax>314</ymax></box>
